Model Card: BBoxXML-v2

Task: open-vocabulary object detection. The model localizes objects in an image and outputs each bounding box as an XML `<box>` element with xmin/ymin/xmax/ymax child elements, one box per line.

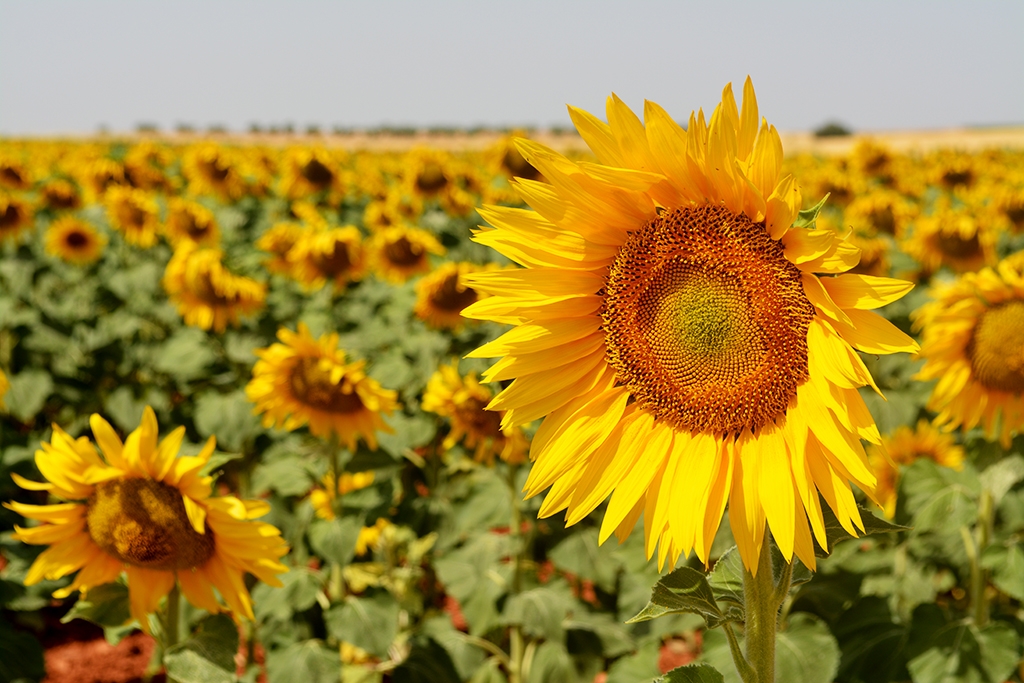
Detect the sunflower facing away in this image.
<box><xmin>4</xmin><ymin>408</ymin><xmax>288</xmax><ymax>628</ymax></box>
<box><xmin>914</xmin><ymin>253</ymin><xmax>1024</xmax><ymax>447</ymax></box>
<box><xmin>246</xmin><ymin>323</ymin><xmax>399</xmax><ymax>450</ymax></box>
<box><xmin>465</xmin><ymin>78</ymin><xmax>918</xmax><ymax>571</ymax></box>
<box><xmin>45</xmin><ymin>216</ymin><xmax>107</xmax><ymax>265</ymax></box>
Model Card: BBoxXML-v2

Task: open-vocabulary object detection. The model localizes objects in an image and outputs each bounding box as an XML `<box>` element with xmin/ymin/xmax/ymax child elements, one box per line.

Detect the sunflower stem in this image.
<box><xmin>506</xmin><ymin>462</ymin><xmax>526</xmax><ymax>683</ymax></box>
<box><xmin>964</xmin><ymin>487</ymin><xmax>994</xmax><ymax>627</ymax></box>
<box><xmin>741</xmin><ymin>535</ymin><xmax>780</xmax><ymax>683</ymax></box>
<box><xmin>162</xmin><ymin>583</ymin><xmax>182</xmax><ymax>683</ymax></box>
<box><xmin>723</xmin><ymin>622</ymin><xmax>756</xmax><ymax>683</ymax></box>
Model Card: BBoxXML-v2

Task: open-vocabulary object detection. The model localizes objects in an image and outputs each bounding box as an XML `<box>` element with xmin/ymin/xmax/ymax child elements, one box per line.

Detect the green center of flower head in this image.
<box><xmin>289</xmin><ymin>357</ymin><xmax>366</xmax><ymax>413</ymax></box>
<box><xmin>968</xmin><ymin>300</ymin><xmax>1024</xmax><ymax>394</ymax></box>
<box><xmin>87</xmin><ymin>478</ymin><xmax>215</xmax><ymax>570</ymax></box>
<box><xmin>602</xmin><ymin>204</ymin><xmax>815</xmax><ymax>436</ymax></box>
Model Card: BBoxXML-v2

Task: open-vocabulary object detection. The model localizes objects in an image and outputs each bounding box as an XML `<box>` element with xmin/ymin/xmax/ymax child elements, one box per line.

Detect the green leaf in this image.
<box><xmin>502</xmin><ymin>583</ymin><xmax>575</xmax><ymax>642</ymax></box>
<box><xmin>907</xmin><ymin>621</ymin><xmax>1021</xmax><ymax>683</ymax></box>
<box><xmin>4</xmin><ymin>369</ymin><xmax>52</xmax><ymax>421</ymax></box>
<box><xmin>308</xmin><ymin>517</ymin><xmax>363</xmax><ymax>566</ymax></box>
<box><xmin>793</xmin><ymin>195</ymin><xmax>830</xmax><ymax>229</ymax></box>
<box><xmin>902</xmin><ymin>460</ymin><xmax>980</xmax><ymax>534</ymax></box>
<box><xmin>982</xmin><ymin>543</ymin><xmax>1024</xmax><ymax>601</ymax></box>
<box><xmin>418</xmin><ymin>615</ymin><xmax>487</xmax><ymax>682</ymax></box>
<box><xmin>152</xmin><ymin>328</ymin><xmax>217</xmax><ymax>382</ymax></box>
<box><xmin>549</xmin><ymin>527</ymin><xmax>623</xmax><ymax>593</ymax></box>
<box><xmin>979</xmin><ymin>455</ymin><xmax>1024</xmax><ymax>504</ymax></box>
<box><xmin>434</xmin><ymin>533</ymin><xmax>510</xmax><ymax>636</ymax></box>
<box><xmin>661</xmin><ymin>663</ymin><xmax>726</xmax><ymax>683</ymax></box>
<box><xmin>251</xmin><ymin>455</ymin><xmax>315</xmax><ymax>497</ymax></box>
<box><xmin>60</xmin><ymin>582</ymin><xmax>131</xmax><ymax>627</ymax></box>
<box><xmin>376</xmin><ymin>412</ymin><xmax>436</xmax><ymax>458</ymax></box>
<box><xmin>163</xmin><ymin>614</ymin><xmax>239</xmax><ymax>683</ymax></box>
<box><xmin>526</xmin><ymin>641</ymin><xmax>574</xmax><ymax>683</ymax></box>
<box><xmin>0</xmin><ymin>618</ymin><xmax>45</xmax><ymax>683</ymax></box>
<box><xmin>252</xmin><ymin>568</ymin><xmax>322</xmax><ymax>623</ymax></box>
<box><xmin>104</xmin><ymin>385</ymin><xmax>147</xmax><ymax>431</ymax></box>
<box><xmin>703</xmin><ymin>613</ymin><xmax>839</xmax><ymax>683</ymax></box>
<box><xmin>468</xmin><ymin>658</ymin><xmax>507</xmax><ymax>683</ymax></box>
<box><xmin>391</xmin><ymin>638</ymin><xmax>462</xmax><ymax>683</ymax></box>
<box><xmin>265</xmin><ymin>640</ymin><xmax>340</xmax><ymax>683</ymax></box>
<box><xmin>626</xmin><ymin>566</ymin><xmax>724</xmax><ymax>628</ymax></box>
<box><xmin>193</xmin><ymin>389</ymin><xmax>262</xmax><ymax>452</ymax></box>
<box><xmin>831</xmin><ymin>596</ymin><xmax>911</xmax><ymax>683</ymax></box>
<box><xmin>606</xmin><ymin>640</ymin><xmax>662</xmax><ymax>683</ymax></box>
<box><xmin>325</xmin><ymin>593</ymin><xmax>401</xmax><ymax>659</ymax></box>
<box><xmin>565</xmin><ymin>612</ymin><xmax>636</xmax><ymax>659</ymax></box>
<box><xmin>818</xmin><ymin>501</ymin><xmax>908</xmax><ymax>556</ymax></box>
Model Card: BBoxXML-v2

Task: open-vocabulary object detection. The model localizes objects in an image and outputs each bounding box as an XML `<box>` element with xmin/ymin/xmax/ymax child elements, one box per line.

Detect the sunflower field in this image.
<box><xmin>3</xmin><ymin>83</ymin><xmax>1024</xmax><ymax>683</ymax></box>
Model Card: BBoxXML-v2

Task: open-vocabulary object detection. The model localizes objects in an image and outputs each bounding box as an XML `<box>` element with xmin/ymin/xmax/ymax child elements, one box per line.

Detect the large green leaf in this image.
<box><xmin>4</xmin><ymin>368</ymin><xmax>52</xmax><ymax>421</ymax></box>
<box><xmin>817</xmin><ymin>501</ymin><xmax>908</xmax><ymax>556</ymax></box>
<box><xmin>193</xmin><ymin>389</ymin><xmax>262</xmax><ymax>451</ymax></box>
<box><xmin>434</xmin><ymin>533</ymin><xmax>510</xmax><ymax>636</ymax></box>
<box><xmin>501</xmin><ymin>582</ymin><xmax>575</xmax><ymax>642</ymax></box>
<box><xmin>626</xmin><ymin>566</ymin><xmax>724</xmax><ymax>628</ymax></box>
<box><xmin>660</xmin><ymin>663</ymin><xmax>726</xmax><ymax>683</ymax></box>
<box><xmin>308</xmin><ymin>516</ymin><xmax>363</xmax><ymax>566</ymax></box>
<box><xmin>325</xmin><ymin>592</ymin><xmax>400</xmax><ymax>659</ymax></box>
<box><xmin>163</xmin><ymin>614</ymin><xmax>239</xmax><ymax>683</ymax></box>
<box><xmin>152</xmin><ymin>327</ymin><xmax>218</xmax><ymax>382</ymax></box>
<box><xmin>391</xmin><ymin>638</ymin><xmax>462</xmax><ymax>683</ymax></box>
<box><xmin>703</xmin><ymin>613</ymin><xmax>839</xmax><ymax>683</ymax></box>
<box><xmin>0</xmin><ymin>619</ymin><xmax>45</xmax><ymax>683</ymax></box>
<box><xmin>252</xmin><ymin>568</ymin><xmax>322</xmax><ymax>623</ymax></box>
<box><xmin>549</xmin><ymin>527</ymin><xmax>623</xmax><ymax>593</ymax></box>
<box><xmin>60</xmin><ymin>582</ymin><xmax>131</xmax><ymax>628</ymax></box>
<box><xmin>981</xmin><ymin>543</ymin><xmax>1024</xmax><ymax>601</ymax></box>
<box><xmin>901</xmin><ymin>460</ymin><xmax>980</xmax><ymax>534</ymax></box>
<box><xmin>265</xmin><ymin>640</ymin><xmax>340</xmax><ymax>683</ymax></box>
<box><xmin>907</xmin><ymin>621</ymin><xmax>1021</xmax><ymax>683</ymax></box>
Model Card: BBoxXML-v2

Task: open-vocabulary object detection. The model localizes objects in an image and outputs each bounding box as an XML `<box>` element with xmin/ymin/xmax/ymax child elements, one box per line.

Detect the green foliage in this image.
<box><xmin>163</xmin><ymin>614</ymin><xmax>240</xmax><ymax>683</ymax></box>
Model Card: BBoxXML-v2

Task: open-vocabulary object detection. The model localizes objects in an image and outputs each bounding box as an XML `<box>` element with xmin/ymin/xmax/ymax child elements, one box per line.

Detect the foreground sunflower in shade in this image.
<box><xmin>914</xmin><ymin>253</ymin><xmax>1024</xmax><ymax>447</ymax></box>
<box><xmin>246</xmin><ymin>323</ymin><xmax>399</xmax><ymax>450</ymax></box>
<box><xmin>4</xmin><ymin>408</ymin><xmax>288</xmax><ymax>628</ymax></box>
<box><xmin>465</xmin><ymin>78</ymin><xmax>918</xmax><ymax>571</ymax></box>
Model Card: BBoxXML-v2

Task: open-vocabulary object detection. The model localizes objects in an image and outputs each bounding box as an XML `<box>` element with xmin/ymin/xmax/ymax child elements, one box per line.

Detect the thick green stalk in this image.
<box><xmin>965</xmin><ymin>488</ymin><xmax>994</xmax><ymax>627</ymax></box>
<box><xmin>163</xmin><ymin>584</ymin><xmax>182</xmax><ymax>683</ymax></box>
<box><xmin>741</xmin><ymin>535</ymin><xmax>783</xmax><ymax>683</ymax></box>
<box><xmin>506</xmin><ymin>463</ymin><xmax>526</xmax><ymax>683</ymax></box>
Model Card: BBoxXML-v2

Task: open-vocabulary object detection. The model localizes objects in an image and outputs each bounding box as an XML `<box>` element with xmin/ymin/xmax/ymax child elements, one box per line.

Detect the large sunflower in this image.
<box><xmin>246</xmin><ymin>323</ymin><xmax>399</xmax><ymax>449</ymax></box>
<box><xmin>163</xmin><ymin>243</ymin><xmax>266</xmax><ymax>332</ymax></box>
<box><xmin>914</xmin><ymin>253</ymin><xmax>1024</xmax><ymax>447</ymax></box>
<box><xmin>4</xmin><ymin>408</ymin><xmax>288</xmax><ymax>628</ymax></box>
<box><xmin>45</xmin><ymin>216</ymin><xmax>107</xmax><ymax>265</ymax></box>
<box><xmin>465</xmin><ymin>79</ymin><xmax>918</xmax><ymax>571</ymax></box>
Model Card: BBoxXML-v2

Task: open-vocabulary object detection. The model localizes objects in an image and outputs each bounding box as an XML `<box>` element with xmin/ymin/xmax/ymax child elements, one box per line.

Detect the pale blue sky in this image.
<box><xmin>1</xmin><ymin>0</ymin><xmax>1022</xmax><ymax>135</ymax></box>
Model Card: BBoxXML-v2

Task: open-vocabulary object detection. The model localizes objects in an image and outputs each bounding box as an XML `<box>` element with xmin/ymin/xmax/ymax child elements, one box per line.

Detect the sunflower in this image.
<box><xmin>182</xmin><ymin>144</ymin><xmax>249</xmax><ymax>200</ymax></box>
<box><xmin>994</xmin><ymin>184</ymin><xmax>1024</xmax><ymax>233</ymax></box>
<box><xmin>368</xmin><ymin>225</ymin><xmax>445</xmax><ymax>283</ymax></box>
<box><xmin>489</xmin><ymin>130</ymin><xmax>545</xmax><ymax>182</ymax></box>
<box><xmin>0</xmin><ymin>193</ymin><xmax>34</xmax><ymax>242</ymax></box>
<box><xmin>45</xmin><ymin>216</ymin><xmax>106</xmax><ymax>265</ymax></box>
<box><xmin>414</xmin><ymin>262</ymin><xmax>489</xmax><ymax>331</ymax></box>
<box><xmin>256</xmin><ymin>221</ymin><xmax>307</xmax><ymax>277</ymax></box>
<box><xmin>3</xmin><ymin>408</ymin><xmax>288</xmax><ymax>627</ymax></box>
<box><xmin>902</xmin><ymin>198</ymin><xmax>997</xmax><ymax>275</ymax></box>
<box><xmin>404</xmin><ymin>148</ymin><xmax>454</xmax><ymax>201</ymax></box>
<box><xmin>76</xmin><ymin>157</ymin><xmax>127</xmax><ymax>200</ymax></box>
<box><xmin>464</xmin><ymin>79</ymin><xmax>918</xmax><ymax>571</ymax></box>
<box><xmin>165</xmin><ymin>198</ymin><xmax>220</xmax><ymax>247</ymax></box>
<box><xmin>849</xmin><ymin>139</ymin><xmax>896</xmax><ymax>184</ymax></box>
<box><xmin>285</xmin><ymin>225</ymin><xmax>365</xmax><ymax>291</ymax></box>
<box><xmin>104</xmin><ymin>186</ymin><xmax>160</xmax><ymax>248</ymax></box>
<box><xmin>40</xmin><ymin>179</ymin><xmax>83</xmax><ymax>211</ymax></box>
<box><xmin>867</xmin><ymin>420</ymin><xmax>964</xmax><ymax>518</ymax></box>
<box><xmin>123</xmin><ymin>141</ymin><xmax>171</xmax><ymax>191</ymax></box>
<box><xmin>0</xmin><ymin>156</ymin><xmax>33</xmax><ymax>190</ymax></box>
<box><xmin>422</xmin><ymin>363</ymin><xmax>528</xmax><ymax>464</ymax></box>
<box><xmin>844</xmin><ymin>189</ymin><xmax>917</xmax><ymax>239</ymax></box>
<box><xmin>309</xmin><ymin>471</ymin><xmax>376</xmax><ymax>521</ymax></box>
<box><xmin>163</xmin><ymin>243</ymin><xmax>266</xmax><ymax>332</ymax></box>
<box><xmin>914</xmin><ymin>254</ymin><xmax>1024</xmax><ymax>447</ymax></box>
<box><xmin>246</xmin><ymin>323</ymin><xmax>399</xmax><ymax>449</ymax></box>
<box><xmin>279</xmin><ymin>146</ymin><xmax>348</xmax><ymax>200</ymax></box>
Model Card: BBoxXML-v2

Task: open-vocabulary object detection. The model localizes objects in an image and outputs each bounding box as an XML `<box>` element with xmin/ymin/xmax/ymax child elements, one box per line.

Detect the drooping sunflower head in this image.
<box><xmin>104</xmin><ymin>186</ymin><xmax>160</xmax><ymax>248</ymax></box>
<box><xmin>368</xmin><ymin>225</ymin><xmax>446</xmax><ymax>283</ymax></box>
<box><xmin>165</xmin><ymin>197</ymin><xmax>220</xmax><ymax>247</ymax></box>
<box><xmin>422</xmin><ymin>363</ymin><xmax>528</xmax><ymax>465</ymax></box>
<box><xmin>914</xmin><ymin>253</ymin><xmax>1024</xmax><ymax>447</ymax></box>
<box><xmin>414</xmin><ymin>261</ymin><xmax>487</xmax><ymax>331</ymax></box>
<box><xmin>45</xmin><ymin>216</ymin><xmax>107</xmax><ymax>265</ymax></box>
<box><xmin>246</xmin><ymin>323</ymin><xmax>399</xmax><ymax>450</ymax></box>
<box><xmin>465</xmin><ymin>78</ymin><xmax>919</xmax><ymax>571</ymax></box>
<box><xmin>0</xmin><ymin>192</ymin><xmax>34</xmax><ymax>243</ymax></box>
<box><xmin>3</xmin><ymin>407</ymin><xmax>288</xmax><ymax>627</ymax></box>
<box><xmin>162</xmin><ymin>243</ymin><xmax>266</xmax><ymax>332</ymax></box>
<box><xmin>867</xmin><ymin>420</ymin><xmax>965</xmax><ymax>518</ymax></box>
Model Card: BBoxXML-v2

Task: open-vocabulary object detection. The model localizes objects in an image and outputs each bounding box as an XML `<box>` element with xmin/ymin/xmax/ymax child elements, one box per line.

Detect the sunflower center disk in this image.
<box><xmin>968</xmin><ymin>300</ymin><xmax>1024</xmax><ymax>394</ymax></box>
<box><xmin>456</xmin><ymin>396</ymin><xmax>504</xmax><ymax>439</ymax></box>
<box><xmin>432</xmin><ymin>275</ymin><xmax>477</xmax><ymax>312</ymax></box>
<box><xmin>384</xmin><ymin>237</ymin><xmax>424</xmax><ymax>267</ymax></box>
<box><xmin>289</xmin><ymin>357</ymin><xmax>366</xmax><ymax>413</ymax></box>
<box><xmin>86</xmin><ymin>478</ymin><xmax>215</xmax><ymax>570</ymax></box>
<box><xmin>313</xmin><ymin>243</ymin><xmax>352</xmax><ymax>277</ymax></box>
<box><xmin>603</xmin><ymin>205</ymin><xmax>815</xmax><ymax>435</ymax></box>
